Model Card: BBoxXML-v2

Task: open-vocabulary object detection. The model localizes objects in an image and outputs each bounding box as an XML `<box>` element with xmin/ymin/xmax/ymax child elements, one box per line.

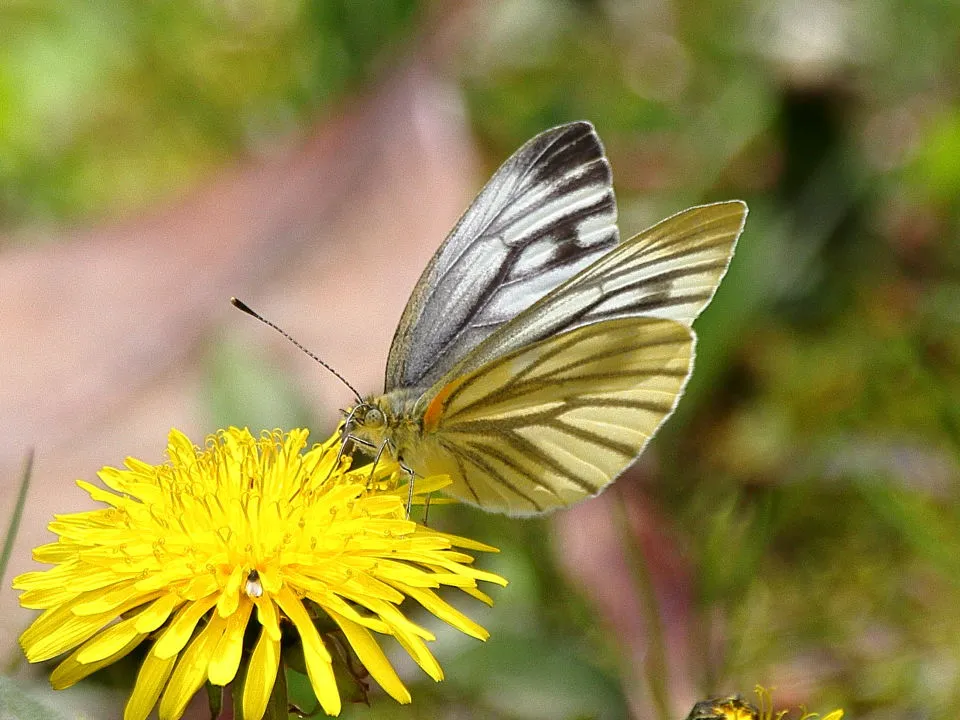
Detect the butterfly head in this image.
<box><xmin>343</xmin><ymin>391</ymin><xmax>424</xmax><ymax>461</ymax></box>
<box><xmin>341</xmin><ymin>396</ymin><xmax>396</xmax><ymax>454</ymax></box>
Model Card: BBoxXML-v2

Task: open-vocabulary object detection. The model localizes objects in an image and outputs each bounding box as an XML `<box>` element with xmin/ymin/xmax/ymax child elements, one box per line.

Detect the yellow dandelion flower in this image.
<box><xmin>686</xmin><ymin>695</ymin><xmax>761</xmax><ymax>720</ymax></box>
<box><xmin>13</xmin><ymin>427</ymin><xmax>506</xmax><ymax>720</ymax></box>
<box><xmin>754</xmin><ymin>685</ymin><xmax>844</xmax><ymax>720</ymax></box>
<box><xmin>686</xmin><ymin>687</ymin><xmax>843</xmax><ymax>720</ymax></box>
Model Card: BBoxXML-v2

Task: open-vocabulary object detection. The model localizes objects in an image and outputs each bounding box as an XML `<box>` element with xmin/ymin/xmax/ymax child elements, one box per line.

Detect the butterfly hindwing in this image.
<box><xmin>404</xmin><ymin>316</ymin><xmax>694</xmax><ymax>515</ymax></box>
<box><xmin>385</xmin><ymin>121</ymin><xmax>620</xmax><ymax>393</ymax></box>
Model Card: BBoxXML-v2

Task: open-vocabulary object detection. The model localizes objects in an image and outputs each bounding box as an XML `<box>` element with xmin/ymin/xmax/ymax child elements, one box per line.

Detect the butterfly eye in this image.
<box><xmin>364</xmin><ymin>407</ymin><xmax>386</xmax><ymax>429</ymax></box>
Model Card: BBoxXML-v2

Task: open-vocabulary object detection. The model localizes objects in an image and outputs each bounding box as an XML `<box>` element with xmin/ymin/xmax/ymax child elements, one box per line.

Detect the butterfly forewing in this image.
<box><xmin>435</xmin><ymin>201</ymin><xmax>747</xmax><ymax>381</ymax></box>
<box><xmin>385</xmin><ymin>121</ymin><xmax>620</xmax><ymax>393</ymax></box>
<box><xmin>405</xmin><ymin>317</ymin><xmax>694</xmax><ymax>515</ymax></box>
<box><xmin>568</xmin><ymin>200</ymin><xmax>748</xmax><ymax>326</ymax></box>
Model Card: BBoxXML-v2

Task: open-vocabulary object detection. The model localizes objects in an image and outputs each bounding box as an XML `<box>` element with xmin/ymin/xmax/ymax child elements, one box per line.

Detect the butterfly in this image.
<box><xmin>345</xmin><ymin>121</ymin><xmax>747</xmax><ymax>515</ymax></box>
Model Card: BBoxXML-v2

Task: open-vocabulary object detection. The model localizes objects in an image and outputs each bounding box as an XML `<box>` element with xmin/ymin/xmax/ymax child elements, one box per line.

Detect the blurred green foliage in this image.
<box><xmin>0</xmin><ymin>0</ymin><xmax>418</xmax><ymax>224</ymax></box>
<box><xmin>7</xmin><ymin>0</ymin><xmax>960</xmax><ymax>718</ymax></box>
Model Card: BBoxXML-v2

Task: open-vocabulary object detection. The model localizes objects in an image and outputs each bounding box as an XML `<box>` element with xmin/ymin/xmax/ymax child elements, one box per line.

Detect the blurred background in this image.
<box><xmin>1</xmin><ymin>1</ymin><xmax>958</xmax><ymax>718</ymax></box>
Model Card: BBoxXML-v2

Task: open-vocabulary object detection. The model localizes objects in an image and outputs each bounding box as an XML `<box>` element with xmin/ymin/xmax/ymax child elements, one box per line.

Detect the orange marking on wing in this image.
<box><xmin>423</xmin><ymin>377</ymin><xmax>464</xmax><ymax>432</ymax></box>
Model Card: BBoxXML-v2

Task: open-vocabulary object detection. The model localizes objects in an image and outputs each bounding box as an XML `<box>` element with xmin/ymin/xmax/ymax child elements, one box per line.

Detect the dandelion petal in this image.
<box><xmin>207</xmin><ymin>600</ymin><xmax>253</xmax><ymax>686</ymax></box>
<box><xmin>124</xmin><ymin>651</ymin><xmax>177</xmax><ymax>720</ymax></box>
<box><xmin>242</xmin><ymin>626</ymin><xmax>281</xmax><ymax>720</ymax></box>
<box><xmin>328</xmin><ymin>609</ymin><xmax>411</xmax><ymax>705</ymax></box>
<box><xmin>276</xmin><ymin>587</ymin><xmax>340</xmax><ymax>716</ymax></box>
<box><xmin>158</xmin><ymin>614</ymin><xmax>225</xmax><ymax>719</ymax></box>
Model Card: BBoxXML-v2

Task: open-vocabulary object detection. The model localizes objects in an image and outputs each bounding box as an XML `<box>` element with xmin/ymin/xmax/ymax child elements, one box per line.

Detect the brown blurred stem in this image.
<box><xmin>612</xmin><ymin>491</ymin><xmax>671</xmax><ymax>720</ymax></box>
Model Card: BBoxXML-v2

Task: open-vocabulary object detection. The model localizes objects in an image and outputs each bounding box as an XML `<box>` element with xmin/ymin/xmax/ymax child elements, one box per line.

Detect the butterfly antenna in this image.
<box><xmin>230</xmin><ymin>297</ymin><xmax>364</xmax><ymax>404</ymax></box>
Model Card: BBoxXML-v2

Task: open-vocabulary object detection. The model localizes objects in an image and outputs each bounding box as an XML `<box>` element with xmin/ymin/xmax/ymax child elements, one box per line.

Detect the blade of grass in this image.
<box><xmin>0</xmin><ymin>448</ymin><xmax>34</xmax><ymax>583</ymax></box>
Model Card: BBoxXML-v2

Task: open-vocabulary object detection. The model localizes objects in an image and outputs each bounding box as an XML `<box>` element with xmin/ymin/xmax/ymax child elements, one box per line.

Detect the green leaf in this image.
<box><xmin>285</xmin><ymin>668</ymin><xmax>318</xmax><ymax>717</ymax></box>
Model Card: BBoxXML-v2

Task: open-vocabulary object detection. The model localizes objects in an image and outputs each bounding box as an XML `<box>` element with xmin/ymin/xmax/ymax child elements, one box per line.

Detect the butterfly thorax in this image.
<box><xmin>347</xmin><ymin>389</ymin><xmax>429</xmax><ymax>462</ymax></box>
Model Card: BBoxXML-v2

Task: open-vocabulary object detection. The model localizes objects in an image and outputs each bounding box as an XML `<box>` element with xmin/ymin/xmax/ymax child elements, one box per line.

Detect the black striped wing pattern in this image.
<box><xmin>405</xmin><ymin>317</ymin><xmax>693</xmax><ymax>515</ymax></box>
<box><xmin>385</xmin><ymin>121</ymin><xmax>620</xmax><ymax>393</ymax></box>
<box><xmin>439</xmin><ymin>201</ymin><xmax>747</xmax><ymax>379</ymax></box>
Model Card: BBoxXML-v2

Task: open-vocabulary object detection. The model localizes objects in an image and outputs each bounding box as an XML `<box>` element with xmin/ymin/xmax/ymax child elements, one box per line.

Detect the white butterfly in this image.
<box><xmin>345</xmin><ymin>121</ymin><xmax>747</xmax><ymax>515</ymax></box>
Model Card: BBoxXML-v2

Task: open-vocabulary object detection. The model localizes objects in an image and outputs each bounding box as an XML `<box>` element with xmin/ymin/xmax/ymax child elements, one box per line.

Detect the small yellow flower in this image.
<box><xmin>686</xmin><ymin>687</ymin><xmax>843</xmax><ymax>720</ymax></box>
<box><xmin>754</xmin><ymin>685</ymin><xmax>844</xmax><ymax>720</ymax></box>
<box><xmin>14</xmin><ymin>427</ymin><xmax>506</xmax><ymax>719</ymax></box>
<box><xmin>686</xmin><ymin>695</ymin><xmax>761</xmax><ymax>720</ymax></box>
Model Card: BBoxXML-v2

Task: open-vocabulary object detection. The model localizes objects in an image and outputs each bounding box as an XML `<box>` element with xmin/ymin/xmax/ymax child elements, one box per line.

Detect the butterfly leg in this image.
<box><xmin>325</xmin><ymin>406</ymin><xmax>370</xmax><ymax>481</ymax></box>
<box><xmin>423</xmin><ymin>492</ymin><xmax>432</xmax><ymax>527</ymax></box>
<box><xmin>326</xmin><ymin>431</ymin><xmax>376</xmax><ymax>482</ymax></box>
<box><xmin>325</xmin><ymin>435</ymin><xmax>350</xmax><ymax>482</ymax></box>
<box><xmin>399</xmin><ymin>458</ymin><xmax>416</xmax><ymax>518</ymax></box>
<box><xmin>367</xmin><ymin>441</ymin><xmax>390</xmax><ymax>489</ymax></box>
